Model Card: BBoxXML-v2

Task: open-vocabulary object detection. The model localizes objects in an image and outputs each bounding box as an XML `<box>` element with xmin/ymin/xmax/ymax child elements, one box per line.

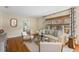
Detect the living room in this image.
<box><xmin>0</xmin><ymin>6</ymin><xmax>79</xmax><ymax>52</ymax></box>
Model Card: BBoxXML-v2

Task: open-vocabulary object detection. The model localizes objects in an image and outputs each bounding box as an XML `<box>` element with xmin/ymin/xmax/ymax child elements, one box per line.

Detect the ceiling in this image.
<box><xmin>0</xmin><ymin>6</ymin><xmax>71</xmax><ymax>17</ymax></box>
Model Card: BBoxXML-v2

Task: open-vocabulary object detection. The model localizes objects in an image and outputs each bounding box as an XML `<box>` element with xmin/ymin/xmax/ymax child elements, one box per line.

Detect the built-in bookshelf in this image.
<box><xmin>44</xmin><ymin>14</ymin><xmax>70</xmax><ymax>35</ymax></box>
<box><xmin>45</xmin><ymin>14</ymin><xmax>70</xmax><ymax>25</ymax></box>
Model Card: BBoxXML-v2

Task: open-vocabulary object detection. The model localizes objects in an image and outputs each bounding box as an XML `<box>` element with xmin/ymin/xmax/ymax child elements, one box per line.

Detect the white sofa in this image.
<box><xmin>40</xmin><ymin>42</ymin><xmax>63</xmax><ymax>52</ymax></box>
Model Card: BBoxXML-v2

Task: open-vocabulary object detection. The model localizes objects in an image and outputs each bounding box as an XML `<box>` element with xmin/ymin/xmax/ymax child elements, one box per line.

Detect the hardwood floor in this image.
<box><xmin>7</xmin><ymin>37</ymin><xmax>30</xmax><ymax>52</ymax></box>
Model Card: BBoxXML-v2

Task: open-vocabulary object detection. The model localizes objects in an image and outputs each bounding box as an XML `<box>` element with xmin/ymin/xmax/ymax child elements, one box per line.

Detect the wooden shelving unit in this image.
<box><xmin>44</xmin><ymin>14</ymin><xmax>70</xmax><ymax>35</ymax></box>
<box><xmin>44</xmin><ymin>14</ymin><xmax>70</xmax><ymax>33</ymax></box>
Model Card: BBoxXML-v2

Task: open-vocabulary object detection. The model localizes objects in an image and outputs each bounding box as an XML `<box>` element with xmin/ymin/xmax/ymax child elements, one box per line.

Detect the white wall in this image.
<box><xmin>75</xmin><ymin>7</ymin><xmax>79</xmax><ymax>44</ymax></box>
<box><xmin>0</xmin><ymin>11</ymin><xmax>3</xmax><ymax>29</ymax></box>
<box><xmin>0</xmin><ymin>11</ymin><xmax>39</xmax><ymax>38</ymax></box>
<box><xmin>2</xmin><ymin>13</ymin><xmax>23</xmax><ymax>38</ymax></box>
<box><xmin>37</xmin><ymin>17</ymin><xmax>45</xmax><ymax>30</ymax></box>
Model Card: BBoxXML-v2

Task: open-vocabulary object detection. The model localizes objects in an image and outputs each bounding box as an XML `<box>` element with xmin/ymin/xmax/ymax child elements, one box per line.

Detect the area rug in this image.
<box><xmin>23</xmin><ymin>41</ymin><xmax>39</xmax><ymax>52</ymax></box>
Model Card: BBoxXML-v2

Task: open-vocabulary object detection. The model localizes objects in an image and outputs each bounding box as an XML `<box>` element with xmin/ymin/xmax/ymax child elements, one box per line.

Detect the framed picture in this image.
<box><xmin>10</xmin><ymin>18</ymin><xmax>17</xmax><ymax>27</ymax></box>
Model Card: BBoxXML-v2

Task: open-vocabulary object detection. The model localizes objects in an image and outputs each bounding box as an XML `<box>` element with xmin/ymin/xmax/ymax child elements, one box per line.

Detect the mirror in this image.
<box><xmin>10</xmin><ymin>18</ymin><xmax>17</xmax><ymax>27</ymax></box>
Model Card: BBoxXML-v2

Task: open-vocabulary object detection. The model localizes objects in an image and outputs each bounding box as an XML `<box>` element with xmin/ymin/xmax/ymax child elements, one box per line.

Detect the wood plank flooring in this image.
<box><xmin>7</xmin><ymin>37</ymin><xmax>30</xmax><ymax>52</ymax></box>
